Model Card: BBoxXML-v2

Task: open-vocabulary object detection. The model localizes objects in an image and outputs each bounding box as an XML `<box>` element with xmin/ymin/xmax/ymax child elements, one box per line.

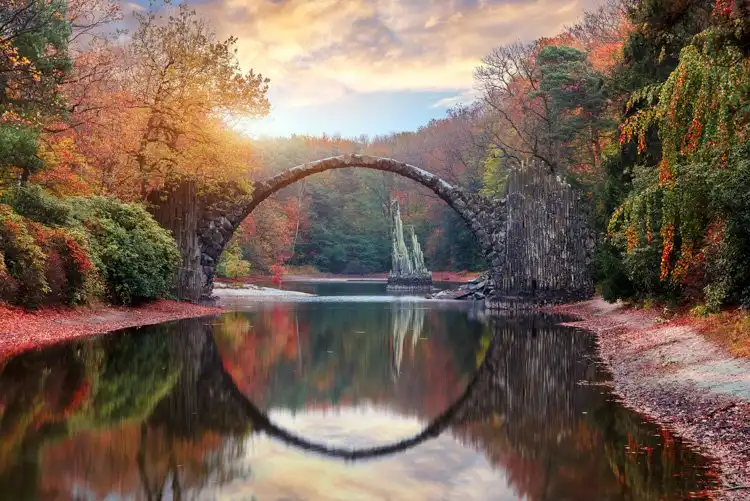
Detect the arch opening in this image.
<box><xmin>197</xmin><ymin>155</ymin><xmax>503</xmax><ymax>301</ymax></box>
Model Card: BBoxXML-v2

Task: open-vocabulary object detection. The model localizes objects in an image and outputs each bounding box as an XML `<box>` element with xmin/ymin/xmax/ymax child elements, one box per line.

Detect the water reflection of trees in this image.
<box><xmin>452</xmin><ymin>314</ymin><xmax>715</xmax><ymax>501</ymax></box>
<box><xmin>0</xmin><ymin>313</ymin><xmax>717</xmax><ymax>500</ymax></box>
<box><xmin>0</xmin><ymin>323</ymin><xmax>250</xmax><ymax>501</ymax></box>
<box><xmin>215</xmin><ymin>303</ymin><xmax>485</xmax><ymax>417</ymax></box>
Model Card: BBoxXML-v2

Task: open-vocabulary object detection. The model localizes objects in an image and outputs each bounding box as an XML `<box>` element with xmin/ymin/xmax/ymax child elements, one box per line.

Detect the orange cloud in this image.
<box><xmin>198</xmin><ymin>0</ymin><xmax>602</xmax><ymax>108</ymax></box>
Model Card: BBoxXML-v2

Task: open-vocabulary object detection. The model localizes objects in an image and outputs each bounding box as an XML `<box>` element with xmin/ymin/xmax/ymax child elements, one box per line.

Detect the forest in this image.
<box><xmin>0</xmin><ymin>0</ymin><xmax>749</xmax><ymax>312</ymax></box>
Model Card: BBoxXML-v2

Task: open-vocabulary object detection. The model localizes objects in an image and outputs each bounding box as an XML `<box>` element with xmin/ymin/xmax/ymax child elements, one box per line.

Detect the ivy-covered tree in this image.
<box><xmin>605</xmin><ymin>3</ymin><xmax>750</xmax><ymax>309</ymax></box>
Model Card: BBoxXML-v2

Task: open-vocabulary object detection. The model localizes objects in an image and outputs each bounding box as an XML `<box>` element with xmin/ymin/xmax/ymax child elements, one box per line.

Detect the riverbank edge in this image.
<box><xmin>546</xmin><ymin>299</ymin><xmax>750</xmax><ymax>500</ymax></box>
<box><xmin>220</xmin><ymin>271</ymin><xmax>483</xmax><ymax>283</ymax></box>
<box><xmin>0</xmin><ymin>300</ymin><xmax>223</xmax><ymax>359</ymax></box>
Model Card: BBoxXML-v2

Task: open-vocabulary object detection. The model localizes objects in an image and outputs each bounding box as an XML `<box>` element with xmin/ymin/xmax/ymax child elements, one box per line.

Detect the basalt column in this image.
<box><xmin>147</xmin><ymin>181</ymin><xmax>205</xmax><ymax>303</ymax></box>
<box><xmin>486</xmin><ymin>161</ymin><xmax>595</xmax><ymax>309</ymax></box>
<box><xmin>387</xmin><ymin>200</ymin><xmax>432</xmax><ymax>291</ymax></box>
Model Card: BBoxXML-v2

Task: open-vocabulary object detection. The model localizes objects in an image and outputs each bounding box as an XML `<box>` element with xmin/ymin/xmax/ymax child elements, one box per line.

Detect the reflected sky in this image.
<box><xmin>223</xmin><ymin>408</ymin><xmax>514</xmax><ymax>501</ymax></box>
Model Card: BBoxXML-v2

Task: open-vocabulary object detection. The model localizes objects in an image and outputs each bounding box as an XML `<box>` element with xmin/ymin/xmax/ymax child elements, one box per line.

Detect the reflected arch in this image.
<box><xmin>177</xmin><ymin>326</ymin><xmax>501</xmax><ymax>461</ymax></box>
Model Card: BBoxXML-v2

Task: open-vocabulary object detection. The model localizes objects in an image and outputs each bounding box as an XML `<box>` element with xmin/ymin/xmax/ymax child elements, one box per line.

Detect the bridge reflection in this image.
<box><xmin>0</xmin><ymin>312</ymin><xmax>717</xmax><ymax>501</ymax></box>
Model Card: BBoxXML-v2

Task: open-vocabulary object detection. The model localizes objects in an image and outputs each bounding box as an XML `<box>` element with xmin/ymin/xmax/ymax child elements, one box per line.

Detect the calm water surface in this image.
<box><xmin>0</xmin><ymin>283</ymin><xmax>719</xmax><ymax>500</ymax></box>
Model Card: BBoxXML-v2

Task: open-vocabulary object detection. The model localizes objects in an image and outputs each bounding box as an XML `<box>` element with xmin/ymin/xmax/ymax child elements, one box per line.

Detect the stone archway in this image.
<box><xmin>194</xmin><ymin>154</ymin><xmax>505</xmax><ymax>301</ymax></box>
<box><xmin>152</xmin><ymin>154</ymin><xmax>594</xmax><ymax>305</ymax></box>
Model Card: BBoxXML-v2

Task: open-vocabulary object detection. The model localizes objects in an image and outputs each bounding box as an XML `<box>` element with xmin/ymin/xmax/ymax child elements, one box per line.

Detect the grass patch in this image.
<box><xmin>693</xmin><ymin>309</ymin><xmax>750</xmax><ymax>358</ymax></box>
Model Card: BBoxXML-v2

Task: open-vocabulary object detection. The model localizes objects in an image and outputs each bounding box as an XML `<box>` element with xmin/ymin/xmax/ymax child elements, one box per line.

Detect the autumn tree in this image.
<box><xmin>0</xmin><ymin>0</ymin><xmax>72</xmax><ymax>183</ymax></box>
<box><xmin>595</xmin><ymin>0</ymin><xmax>750</xmax><ymax>309</ymax></box>
<box><xmin>14</xmin><ymin>0</ymin><xmax>125</xmax><ymax>195</ymax></box>
<box><xmin>121</xmin><ymin>1</ymin><xmax>268</xmax><ymax>197</ymax></box>
<box><xmin>534</xmin><ymin>45</ymin><xmax>614</xmax><ymax>173</ymax></box>
<box><xmin>474</xmin><ymin>41</ymin><xmax>560</xmax><ymax>171</ymax></box>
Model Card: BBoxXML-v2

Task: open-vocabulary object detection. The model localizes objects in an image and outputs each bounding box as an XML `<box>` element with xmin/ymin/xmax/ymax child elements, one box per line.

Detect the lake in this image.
<box><xmin>0</xmin><ymin>282</ymin><xmax>719</xmax><ymax>500</ymax></box>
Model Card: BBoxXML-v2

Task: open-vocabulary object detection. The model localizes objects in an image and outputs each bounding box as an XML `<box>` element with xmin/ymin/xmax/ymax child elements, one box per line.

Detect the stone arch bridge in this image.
<box><xmin>152</xmin><ymin>154</ymin><xmax>594</xmax><ymax>306</ymax></box>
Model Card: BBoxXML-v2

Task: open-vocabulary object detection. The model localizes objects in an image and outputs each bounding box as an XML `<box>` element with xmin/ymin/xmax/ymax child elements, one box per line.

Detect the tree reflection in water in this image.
<box><xmin>0</xmin><ymin>309</ymin><xmax>719</xmax><ymax>500</ymax></box>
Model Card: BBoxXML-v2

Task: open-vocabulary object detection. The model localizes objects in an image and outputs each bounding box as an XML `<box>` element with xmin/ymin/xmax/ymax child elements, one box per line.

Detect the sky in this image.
<box><xmin>128</xmin><ymin>0</ymin><xmax>602</xmax><ymax>138</ymax></box>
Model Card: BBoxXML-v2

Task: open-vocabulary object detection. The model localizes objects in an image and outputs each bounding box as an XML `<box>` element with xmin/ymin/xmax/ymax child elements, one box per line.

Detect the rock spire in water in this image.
<box><xmin>388</xmin><ymin>199</ymin><xmax>431</xmax><ymax>288</ymax></box>
<box><xmin>391</xmin><ymin>303</ymin><xmax>425</xmax><ymax>379</ymax></box>
<box><xmin>390</xmin><ymin>199</ymin><xmax>414</xmax><ymax>276</ymax></box>
<box><xmin>408</xmin><ymin>225</ymin><xmax>428</xmax><ymax>275</ymax></box>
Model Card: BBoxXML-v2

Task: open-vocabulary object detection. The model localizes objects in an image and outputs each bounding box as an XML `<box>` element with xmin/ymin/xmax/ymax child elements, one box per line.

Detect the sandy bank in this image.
<box><xmin>0</xmin><ymin>300</ymin><xmax>223</xmax><ymax>359</ymax></box>
<box><xmin>550</xmin><ymin>299</ymin><xmax>750</xmax><ymax>499</ymax></box>
<box><xmin>225</xmin><ymin>271</ymin><xmax>482</xmax><ymax>284</ymax></box>
<box><xmin>213</xmin><ymin>283</ymin><xmax>315</xmax><ymax>296</ymax></box>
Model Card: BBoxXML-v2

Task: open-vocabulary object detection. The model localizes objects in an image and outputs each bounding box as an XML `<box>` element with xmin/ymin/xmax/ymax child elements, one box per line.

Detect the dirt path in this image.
<box><xmin>0</xmin><ymin>300</ymin><xmax>223</xmax><ymax>359</ymax></box>
<box><xmin>551</xmin><ymin>299</ymin><xmax>750</xmax><ymax>499</ymax></box>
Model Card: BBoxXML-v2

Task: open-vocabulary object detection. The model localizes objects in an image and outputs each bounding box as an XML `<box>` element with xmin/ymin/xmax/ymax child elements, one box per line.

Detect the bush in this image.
<box><xmin>216</xmin><ymin>241</ymin><xmax>251</xmax><ymax>279</ymax></box>
<box><xmin>594</xmin><ymin>241</ymin><xmax>635</xmax><ymax>302</ymax></box>
<box><xmin>0</xmin><ymin>188</ymin><xmax>181</xmax><ymax>308</ymax></box>
<box><xmin>0</xmin><ymin>204</ymin><xmax>103</xmax><ymax>306</ymax></box>
<box><xmin>40</xmin><ymin>225</ymin><xmax>101</xmax><ymax>305</ymax></box>
<box><xmin>2</xmin><ymin>184</ymin><xmax>73</xmax><ymax>226</ymax></box>
<box><xmin>72</xmin><ymin>197</ymin><xmax>180</xmax><ymax>304</ymax></box>
<box><xmin>0</xmin><ymin>205</ymin><xmax>49</xmax><ymax>306</ymax></box>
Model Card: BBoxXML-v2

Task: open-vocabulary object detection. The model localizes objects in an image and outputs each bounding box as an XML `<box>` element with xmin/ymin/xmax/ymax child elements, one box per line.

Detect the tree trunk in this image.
<box><xmin>290</xmin><ymin>178</ymin><xmax>307</xmax><ymax>255</ymax></box>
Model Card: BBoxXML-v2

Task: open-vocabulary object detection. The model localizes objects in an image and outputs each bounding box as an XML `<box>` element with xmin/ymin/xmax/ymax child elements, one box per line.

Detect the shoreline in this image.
<box><xmin>0</xmin><ymin>300</ymin><xmax>223</xmax><ymax>359</ymax></box>
<box><xmin>214</xmin><ymin>283</ymin><xmax>315</xmax><ymax>296</ymax></box>
<box><xmin>226</xmin><ymin>271</ymin><xmax>483</xmax><ymax>284</ymax></box>
<box><xmin>547</xmin><ymin>299</ymin><xmax>750</xmax><ymax>499</ymax></box>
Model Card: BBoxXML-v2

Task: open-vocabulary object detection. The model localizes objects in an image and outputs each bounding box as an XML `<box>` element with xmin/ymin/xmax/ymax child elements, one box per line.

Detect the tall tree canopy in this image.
<box><xmin>0</xmin><ymin>0</ymin><xmax>72</xmax><ymax>182</ymax></box>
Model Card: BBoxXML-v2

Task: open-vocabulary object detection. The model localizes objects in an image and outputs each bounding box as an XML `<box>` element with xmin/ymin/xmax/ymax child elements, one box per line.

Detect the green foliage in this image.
<box><xmin>426</xmin><ymin>205</ymin><xmax>485</xmax><ymax>272</ymax></box>
<box><xmin>603</xmin><ymin>1</ymin><xmax>750</xmax><ymax>309</ymax></box>
<box><xmin>2</xmin><ymin>183</ymin><xmax>72</xmax><ymax>226</ymax></box>
<box><xmin>217</xmin><ymin>241</ymin><xmax>251</xmax><ymax>278</ymax></box>
<box><xmin>71</xmin><ymin>196</ymin><xmax>180</xmax><ymax>304</ymax></box>
<box><xmin>0</xmin><ymin>201</ymin><xmax>102</xmax><ymax>306</ymax></box>
<box><xmin>479</xmin><ymin>150</ymin><xmax>509</xmax><ymax>198</ymax></box>
<box><xmin>0</xmin><ymin>0</ymin><xmax>72</xmax><ymax>181</ymax></box>
<box><xmin>84</xmin><ymin>333</ymin><xmax>180</xmax><ymax>426</ymax></box>
<box><xmin>613</xmin><ymin>0</ymin><xmax>713</xmax><ymax>94</ymax></box>
<box><xmin>291</xmin><ymin>170</ymin><xmax>391</xmax><ymax>274</ymax></box>
<box><xmin>0</xmin><ymin>204</ymin><xmax>48</xmax><ymax>306</ymax></box>
<box><xmin>608</xmin><ymin>142</ymin><xmax>750</xmax><ymax>306</ymax></box>
<box><xmin>0</xmin><ymin>185</ymin><xmax>182</xmax><ymax>308</ymax></box>
<box><xmin>0</xmin><ymin>126</ymin><xmax>45</xmax><ymax>183</ymax></box>
<box><xmin>594</xmin><ymin>241</ymin><xmax>634</xmax><ymax>302</ymax></box>
<box><xmin>622</xmin><ymin>41</ymin><xmax>748</xmax><ymax>168</ymax></box>
<box><xmin>535</xmin><ymin>45</ymin><xmax>614</xmax><ymax>165</ymax></box>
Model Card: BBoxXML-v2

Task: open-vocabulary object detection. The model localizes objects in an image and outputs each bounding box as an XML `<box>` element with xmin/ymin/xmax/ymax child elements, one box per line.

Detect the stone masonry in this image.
<box><xmin>177</xmin><ymin>154</ymin><xmax>593</xmax><ymax>306</ymax></box>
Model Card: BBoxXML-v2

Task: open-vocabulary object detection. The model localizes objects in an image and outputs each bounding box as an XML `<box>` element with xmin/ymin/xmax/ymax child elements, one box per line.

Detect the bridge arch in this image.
<box><xmin>152</xmin><ymin>321</ymin><xmax>501</xmax><ymax>461</ymax></box>
<box><xmin>195</xmin><ymin>154</ymin><xmax>504</xmax><ymax>301</ymax></box>
<box><xmin>216</xmin><ymin>339</ymin><xmax>491</xmax><ymax>461</ymax></box>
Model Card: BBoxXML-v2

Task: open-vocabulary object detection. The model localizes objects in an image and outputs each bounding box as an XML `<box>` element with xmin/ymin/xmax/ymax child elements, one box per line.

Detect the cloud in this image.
<box><xmin>431</xmin><ymin>88</ymin><xmax>482</xmax><ymax>109</ymax></box>
<box><xmin>197</xmin><ymin>0</ymin><xmax>600</xmax><ymax>109</ymax></box>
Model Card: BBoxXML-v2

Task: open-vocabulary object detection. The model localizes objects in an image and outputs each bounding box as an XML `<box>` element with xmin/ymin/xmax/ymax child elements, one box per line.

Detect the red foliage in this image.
<box><xmin>62</xmin><ymin>379</ymin><xmax>92</xmax><ymax>417</ymax></box>
<box><xmin>270</xmin><ymin>263</ymin><xmax>285</xmax><ymax>286</ymax></box>
<box><xmin>660</xmin><ymin>224</ymin><xmax>675</xmax><ymax>280</ymax></box>
<box><xmin>0</xmin><ymin>300</ymin><xmax>222</xmax><ymax>359</ymax></box>
<box><xmin>714</xmin><ymin>0</ymin><xmax>736</xmax><ymax>17</ymax></box>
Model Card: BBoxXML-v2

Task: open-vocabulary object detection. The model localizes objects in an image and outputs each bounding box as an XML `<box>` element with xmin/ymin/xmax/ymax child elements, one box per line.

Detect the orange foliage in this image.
<box><xmin>40</xmin><ymin>425</ymin><xmax>226</xmax><ymax>500</ymax></box>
